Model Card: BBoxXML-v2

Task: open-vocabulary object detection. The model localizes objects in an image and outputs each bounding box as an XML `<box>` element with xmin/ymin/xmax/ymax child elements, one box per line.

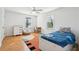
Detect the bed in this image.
<box><xmin>39</xmin><ymin>28</ymin><xmax>76</xmax><ymax>51</ymax></box>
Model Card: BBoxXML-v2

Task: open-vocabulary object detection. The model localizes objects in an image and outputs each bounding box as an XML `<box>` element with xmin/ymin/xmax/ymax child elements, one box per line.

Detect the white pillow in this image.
<box><xmin>59</xmin><ymin>27</ymin><xmax>71</xmax><ymax>32</ymax></box>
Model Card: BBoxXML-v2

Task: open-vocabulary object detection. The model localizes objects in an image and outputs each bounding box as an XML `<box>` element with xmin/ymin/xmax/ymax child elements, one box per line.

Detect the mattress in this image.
<box><xmin>41</xmin><ymin>31</ymin><xmax>75</xmax><ymax>47</ymax></box>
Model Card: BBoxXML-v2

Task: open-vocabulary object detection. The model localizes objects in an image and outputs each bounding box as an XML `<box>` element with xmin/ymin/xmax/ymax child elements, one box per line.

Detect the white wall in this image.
<box><xmin>37</xmin><ymin>14</ymin><xmax>55</xmax><ymax>34</ymax></box>
<box><xmin>37</xmin><ymin>7</ymin><xmax>79</xmax><ymax>43</ymax></box>
<box><xmin>0</xmin><ymin>8</ymin><xmax>5</xmax><ymax>47</ymax></box>
<box><xmin>5</xmin><ymin>10</ymin><xmax>37</xmax><ymax>36</ymax></box>
<box><xmin>37</xmin><ymin>14</ymin><xmax>47</xmax><ymax>33</ymax></box>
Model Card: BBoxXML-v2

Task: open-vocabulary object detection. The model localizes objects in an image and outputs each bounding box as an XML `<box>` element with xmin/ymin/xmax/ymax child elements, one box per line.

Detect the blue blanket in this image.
<box><xmin>41</xmin><ymin>31</ymin><xmax>75</xmax><ymax>47</ymax></box>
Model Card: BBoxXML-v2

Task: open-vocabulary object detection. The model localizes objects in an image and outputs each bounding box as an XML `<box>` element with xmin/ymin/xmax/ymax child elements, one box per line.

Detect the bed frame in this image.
<box><xmin>39</xmin><ymin>38</ymin><xmax>73</xmax><ymax>51</ymax></box>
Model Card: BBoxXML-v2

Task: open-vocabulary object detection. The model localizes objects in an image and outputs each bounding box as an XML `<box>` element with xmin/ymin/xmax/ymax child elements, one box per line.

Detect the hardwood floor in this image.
<box><xmin>0</xmin><ymin>33</ymin><xmax>39</xmax><ymax>51</ymax></box>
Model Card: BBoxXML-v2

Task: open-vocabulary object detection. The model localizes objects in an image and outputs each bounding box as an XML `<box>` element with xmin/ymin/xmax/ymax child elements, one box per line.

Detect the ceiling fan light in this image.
<box><xmin>32</xmin><ymin>11</ymin><xmax>36</xmax><ymax>14</ymax></box>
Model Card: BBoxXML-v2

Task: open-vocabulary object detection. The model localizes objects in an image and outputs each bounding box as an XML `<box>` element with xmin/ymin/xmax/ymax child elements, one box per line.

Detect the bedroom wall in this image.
<box><xmin>4</xmin><ymin>10</ymin><xmax>37</xmax><ymax>36</ymax></box>
<box><xmin>37</xmin><ymin>13</ymin><xmax>54</xmax><ymax>34</ymax></box>
<box><xmin>0</xmin><ymin>8</ymin><xmax>5</xmax><ymax>47</ymax></box>
<box><xmin>37</xmin><ymin>7</ymin><xmax>79</xmax><ymax>43</ymax></box>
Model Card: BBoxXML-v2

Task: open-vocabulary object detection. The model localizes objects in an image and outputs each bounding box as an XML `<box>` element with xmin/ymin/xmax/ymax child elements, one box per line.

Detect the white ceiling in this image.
<box><xmin>5</xmin><ymin>7</ymin><xmax>59</xmax><ymax>16</ymax></box>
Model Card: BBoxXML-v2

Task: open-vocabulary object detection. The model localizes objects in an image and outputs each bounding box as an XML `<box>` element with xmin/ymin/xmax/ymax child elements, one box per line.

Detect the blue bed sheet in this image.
<box><xmin>41</xmin><ymin>31</ymin><xmax>75</xmax><ymax>47</ymax></box>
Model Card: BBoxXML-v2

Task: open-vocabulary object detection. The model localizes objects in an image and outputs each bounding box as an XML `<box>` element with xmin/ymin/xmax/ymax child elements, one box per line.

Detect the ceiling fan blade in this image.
<box><xmin>36</xmin><ymin>9</ymin><xmax>42</xmax><ymax>11</ymax></box>
<box><xmin>32</xmin><ymin>7</ymin><xmax>42</xmax><ymax>11</ymax></box>
<box><xmin>36</xmin><ymin>11</ymin><xmax>40</xmax><ymax>13</ymax></box>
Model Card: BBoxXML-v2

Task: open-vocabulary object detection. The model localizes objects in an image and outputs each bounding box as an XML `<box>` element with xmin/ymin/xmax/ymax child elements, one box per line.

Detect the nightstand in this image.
<box><xmin>34</xmin><ymin>27</ymin><xmax>41</xmax><ymax>33</ymax></box>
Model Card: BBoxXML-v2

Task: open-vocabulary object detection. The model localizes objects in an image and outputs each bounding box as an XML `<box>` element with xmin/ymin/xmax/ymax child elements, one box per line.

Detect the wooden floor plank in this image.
<box><xmin>0</xmin><ymin>33</ymin><xmax>39</xmax><ymax>51</ymax></box>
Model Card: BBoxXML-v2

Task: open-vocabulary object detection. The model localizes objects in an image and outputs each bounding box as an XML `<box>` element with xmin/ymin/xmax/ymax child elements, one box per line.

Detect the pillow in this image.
<box><xmin>59</xmin><ymin>27</ymin><xmax>71</xmax><ymax>32</ymax></box>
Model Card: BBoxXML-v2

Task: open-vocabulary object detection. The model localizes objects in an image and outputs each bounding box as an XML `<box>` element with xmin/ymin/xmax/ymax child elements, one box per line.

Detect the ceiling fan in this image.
<box><xmin>31</xmin><ymin>7</ymin><xmax>43</xmax><ymax>13</ymax></box>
